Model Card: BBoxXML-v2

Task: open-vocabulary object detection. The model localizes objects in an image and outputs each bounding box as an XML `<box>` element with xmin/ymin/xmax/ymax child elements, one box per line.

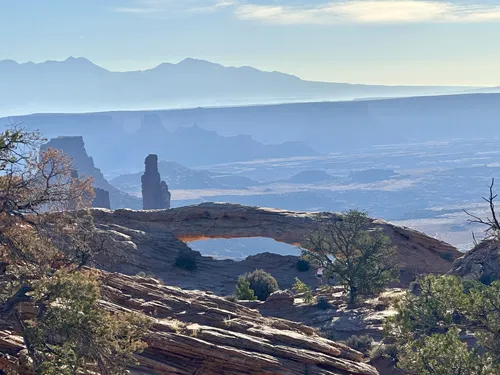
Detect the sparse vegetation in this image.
<box><xmin>237</xmin><ymin>269</ymin><xmax>279</xmax><ymax>301</ymax></box>
<box><xmin>174</xmin><ymin>251</ymin><xmax>198</xmax><ymax>271</ymax></box>
<box><xmin>296</xmin><ymin>258</ymin><xmax>310</xmax><ymax>272</ymax></box>
<box><xmin>0</xmin><ymin>126</ymin><xmax>149</xmax><ymax>374</ymax></box>
<box><xmin>26</xmin><ymin>270</ymin><xmax>150</xmax><ymax>375</ymax></box>
<box><xmin>345</xmin><ymin>335</ymin><xmax>373</xmax><ymax>356</ymax></box>
<box><xmin>303</xmin><ymin>210</ymin><xmax>399</xmax><ymax>303</ymax></box>
<box><xmin>384</xmin><ymin>275</ymin><xmax>500</xmax><ymax>374</ymax></box>
<box><xmin>235</xmin><ymin>278</ymin><xmax>258</xmax><ymax>301</ymax></box>
<box><xmin>168</xmin><ymin>319</ymin><xmax>185</xmax><ymax>333</ymax></box>
<box><xmin>370</xmin><ymin>343</ymin><xmax>399</xmax><ymax>362</ymax></box>
<box><xmin>292</xmin><ymin>277</ymin><xmax>313</xmax><ymax>304</ymax></box>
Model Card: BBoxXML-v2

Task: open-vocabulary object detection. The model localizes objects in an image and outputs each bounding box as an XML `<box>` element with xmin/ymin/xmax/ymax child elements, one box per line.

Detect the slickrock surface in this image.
<box><xmin>90</xmin><ymin>202</ymin><xmax>461</xmax><ymax>286</ymax></box>
<box><xmin>0</xmin><ymin>271</ymin><xmax>379</xmax><ymax>375</ymax></box>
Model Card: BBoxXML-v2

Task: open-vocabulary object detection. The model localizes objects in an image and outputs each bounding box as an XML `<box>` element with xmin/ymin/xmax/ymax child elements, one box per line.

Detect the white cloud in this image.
<box><xmin>114</xmin><ymin>0</ymin><xmax>500</xmax><ymax>24</ymax></box>
<box><xmin>114</xmin><ymin>0</ymin><xmax>235</xmax><ymax>15</ymax></box>
<box><xmin>234</xmin><ymin>1</ymin><xmax>500</xmax><ymax>24</ymax></box>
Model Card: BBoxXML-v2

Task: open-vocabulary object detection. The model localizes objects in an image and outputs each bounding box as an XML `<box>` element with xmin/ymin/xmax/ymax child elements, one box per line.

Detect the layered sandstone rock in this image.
<box><xmin>90</xmin><ymin>202</ymin><xmax>461</xmax><ymax>286</ymax></box>
<box><xmin>0</xmin><ymin>271</ymin><xmax>379</xmax><ymax>375</ymax></box>
<box><xmin>141</xmin><ymin>154</ymin><xmax>171</xmax><ymax>210</ymax></box>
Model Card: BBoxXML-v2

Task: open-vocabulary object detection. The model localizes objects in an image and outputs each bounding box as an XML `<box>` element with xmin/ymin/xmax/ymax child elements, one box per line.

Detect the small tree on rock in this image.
<box><xmin>292</xmin><ymin>277</ymin><xmax>313</xmax><ymax>304</ymax></box>
<box><xmin>303</xmin><ymin>210</ymin><xmax>399</xmax><ymax>303</ymax></box>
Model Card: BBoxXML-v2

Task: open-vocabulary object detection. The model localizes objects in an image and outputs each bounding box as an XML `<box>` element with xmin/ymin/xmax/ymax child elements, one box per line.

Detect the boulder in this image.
<box><xmin>262</xmin><ymin>290</ymin><xmax>295</xmax><ymax>309</ymax></box>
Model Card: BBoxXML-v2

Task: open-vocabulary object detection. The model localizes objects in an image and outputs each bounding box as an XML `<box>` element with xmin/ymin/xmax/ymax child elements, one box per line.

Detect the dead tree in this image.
<box><xmin>464</xmin><ymin>178</ymin><xmax>500</xmax><ymax>238</ymax></box>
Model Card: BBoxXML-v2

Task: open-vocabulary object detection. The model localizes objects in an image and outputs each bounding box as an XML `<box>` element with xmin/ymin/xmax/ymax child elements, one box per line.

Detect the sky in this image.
<box><xmin>1</xmin><ymin>0</ymin><xmax>500</xmax><ymax>86</ymax></box>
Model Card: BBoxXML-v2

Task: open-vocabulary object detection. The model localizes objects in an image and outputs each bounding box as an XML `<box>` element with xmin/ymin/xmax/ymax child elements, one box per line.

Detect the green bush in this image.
<box><xmin>235</xmin><ymin>278</ymin><xmax>258</xmax><ymax>301</ymax></box>
<box><xmin>296</xmin><ymin>259</ymin><xmax>310</xmax><ymax>272</ymax></box>
<box><xmin>239</xmin><ymin>269</ymin><xmax>279</xmax><ymax>301</ymax></box>
<box><xmin>174</xmin><ymin>251</ymin><xmax>197</xmax><ymax>271</ymax></box>
<box><xmin>292</xmin><ymin>277</ymin><xmax>313</xmax><ymax>304</ymax></box>
<box><xmin>316</xmin><ymin>296</ymin><xmax>331</xmax><ymax>310</ymax></box>
<box><xmin>346</xmin><ymin>335</ymin><xmax>373</xmax><ymax>355</ymax></box>
<box><xmin>384</xmin><ymin>275</ymin><xmax>500</xmax><ymax>374</ymax></box>
<box><xmin>370</xmin><ymin>344</ymin><xmax>399</xmax><ymax>361</ymax></box>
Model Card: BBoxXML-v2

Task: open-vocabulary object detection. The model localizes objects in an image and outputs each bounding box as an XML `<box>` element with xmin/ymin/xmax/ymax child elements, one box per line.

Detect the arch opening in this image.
<box><xmin>188</xmin><ymin>237</ymin><xmax>302</xmax><ymax>260</ymax></box>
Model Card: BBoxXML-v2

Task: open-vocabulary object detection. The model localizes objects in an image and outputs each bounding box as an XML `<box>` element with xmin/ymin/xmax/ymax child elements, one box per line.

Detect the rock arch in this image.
<box><xmin>91</xmin><ymin>202</ymin><xmax>460</xmax><ymax>282</ymax></box>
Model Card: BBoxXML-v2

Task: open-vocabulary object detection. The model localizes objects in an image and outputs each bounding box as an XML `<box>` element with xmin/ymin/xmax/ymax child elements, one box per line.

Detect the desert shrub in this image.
<box><xmin>384</xmin><ymin>275</ymin><xmax>500</xmax><ymax>374</ymax></box>
<box><xmin>235</xmin><ymin>278</ymin><xmax>257</xmax><ymax>301</ymax></box>
<box><xmin>296</xmin><ymin>259</ymin><xmax>310</xmax><ymax>272</ymax></box>
<box><xmin>239</xmin><ymin>269</ymin><xmax>279</xmax><ymax>301</ymax></box>
<box><xmin>26</xmin><ymin>270</ymin><xmax>150</xmax><ymax>374</ymax></box>
<box><xmin>174</xmin><ymin>251</ymin><xmax>197</xmax><ymax>271</ymax></box>
<box><xmin>316</xmin><ymin>296</ymin><xmax>331</xmax><ymax>310</ymax></box>
<box><xmin>346</xmin><ymin>335</ymin><xmax>373</xmax><ymax>355</ymax></box>
<box><xmin>292</xmin><ymin>277</ymin><xmax>313</xmax><ymax>304</ymax></box>
<box><xmin>370</xmin><ymin>344</ymin><xmax>399</xmax><ymax>362</ymax></box>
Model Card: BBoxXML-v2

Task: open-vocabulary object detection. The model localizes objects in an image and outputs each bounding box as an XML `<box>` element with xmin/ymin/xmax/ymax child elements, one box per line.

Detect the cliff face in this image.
<box><xmin>41</xmin><ymin>136</ymin><xmax>141</xmax><ymax>209</ymax></box>
<box><xmin>90</xmin><ymin>203</ymin><xmax>460</xmax><ymax>287</ymax></box>
<box><xmin>0</xmin><ymin>270</ymin><xmax>379</xmax><ymax>375</ymax></box>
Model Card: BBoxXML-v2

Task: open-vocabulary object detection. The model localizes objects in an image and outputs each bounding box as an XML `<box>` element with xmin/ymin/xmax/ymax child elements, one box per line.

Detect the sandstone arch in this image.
<box><xmin>91</xmin><ymin>202</ymin><xmax>461</xmax><ymax>283</ymax></box>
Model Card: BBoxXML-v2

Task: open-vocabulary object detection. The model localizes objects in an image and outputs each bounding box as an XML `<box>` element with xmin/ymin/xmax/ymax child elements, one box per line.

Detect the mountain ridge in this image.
<box><xmin>0</xmin><ymin>56</ymin><xmax>479</xmax><ymax>116</ymax></box>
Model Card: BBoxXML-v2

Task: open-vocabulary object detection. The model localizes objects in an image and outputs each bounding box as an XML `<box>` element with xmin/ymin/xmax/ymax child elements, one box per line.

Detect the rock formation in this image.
<box><xmin>160</xmin><ymin>181</ymin><xmax>171</xmax><ymax>209</ymax></box>
<box><xmin>41</xmin><ymin>136</ymin><xmax>140</xmax><ymax>209</ymax></box>
<box><xmin>141</xmin><ymin>154</ymin><xmax>171</xmax><ymax>210</ymax></box>
<box><xmin>449</xmin><ymin>239</ymin><xmax>500</xmax><ymax>283</ymax></box>
<box><xmin>92</xmin><ymin>188</ymin><xmax>111</xmax><ymax>209</ymax></box>
<box><xmin>0</xmin><ymin>270</ymin><xmax>379</xmax><ymax>375</ymax></box>
<box><xmin>89</xmin><ymin>202</ymin><xmax>461</xmax><ymax>287</ymax></box>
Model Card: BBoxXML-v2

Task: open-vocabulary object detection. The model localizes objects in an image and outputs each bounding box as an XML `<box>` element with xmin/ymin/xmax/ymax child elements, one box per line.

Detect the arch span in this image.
<box><xmin>91</xmin><ymin>203</ymin><xmax>461</xmax><ymax>280</ymax></box>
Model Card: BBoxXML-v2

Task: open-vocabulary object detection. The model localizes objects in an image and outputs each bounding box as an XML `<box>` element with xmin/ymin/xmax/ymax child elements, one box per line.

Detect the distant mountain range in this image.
<box><xmin>0</xmin><ymin>56</ymin><xmax>478</xmax><ymax>116</ymax></box>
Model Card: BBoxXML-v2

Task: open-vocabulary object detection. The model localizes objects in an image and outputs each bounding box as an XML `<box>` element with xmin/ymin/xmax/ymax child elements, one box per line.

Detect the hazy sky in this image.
<box><xmin>2</xmin><ymin>0</ymin><xmax>500</xmax><ymax>85</ymax></box>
